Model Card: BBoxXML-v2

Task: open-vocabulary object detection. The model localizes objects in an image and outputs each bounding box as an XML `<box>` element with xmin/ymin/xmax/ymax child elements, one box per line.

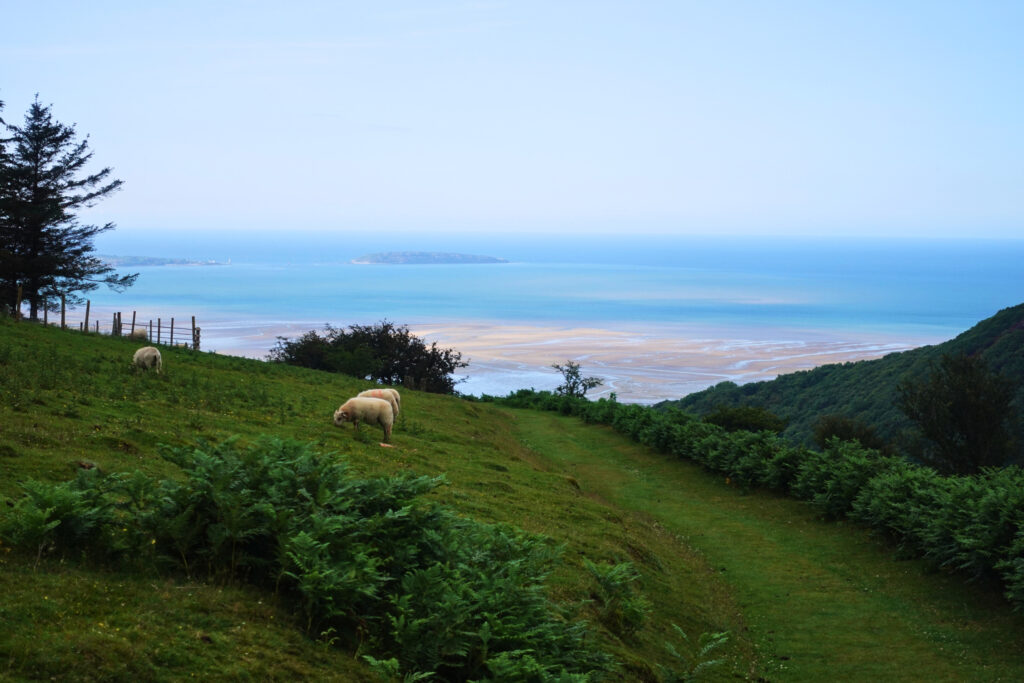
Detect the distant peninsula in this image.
<box><xmin>352</xmin><ymin>251</ymin><xmax>509</xmax><ymax>265</ymax></box>
<box><xmin>100</xmin><ymin>255</ymin><xmax>229</xmax><ymax>267</ymax></box>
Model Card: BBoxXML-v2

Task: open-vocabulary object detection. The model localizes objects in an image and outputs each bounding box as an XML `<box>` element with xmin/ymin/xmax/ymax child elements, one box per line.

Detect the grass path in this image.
<box><xmin>512</xmin><ymin>410</ymin><xmax>1024</xmax><ymax>682</ymax></box>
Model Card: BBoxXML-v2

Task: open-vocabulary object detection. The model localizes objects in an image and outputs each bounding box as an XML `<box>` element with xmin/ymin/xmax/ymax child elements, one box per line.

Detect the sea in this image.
<box><xmin>85</xmin><ymin>231</ymin><xmax>1024</xmax><ymax>401</ymax></box>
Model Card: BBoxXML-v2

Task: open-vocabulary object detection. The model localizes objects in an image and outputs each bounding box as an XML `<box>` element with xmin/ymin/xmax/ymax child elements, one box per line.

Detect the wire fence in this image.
<box><xmin>12</xmin><ymin>295</ymin><xmax>201</xmax><ymax>350</ymax></box>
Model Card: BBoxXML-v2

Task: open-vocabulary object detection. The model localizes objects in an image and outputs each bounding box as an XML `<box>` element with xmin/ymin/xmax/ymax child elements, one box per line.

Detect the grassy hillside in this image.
<box><xmin>0</xmin><ymin>319</ymin><xmax>755</xmax><ymax>680</ymax></box>
<box><xmin>660</xmin><ymin>303</ymin><xmax>1024</xmax><ymax>451</ymax></box>
<box><xmin>3</xmin><ymin>318</ymin><xmax>1024</xmax><ymax>681</ymax></box>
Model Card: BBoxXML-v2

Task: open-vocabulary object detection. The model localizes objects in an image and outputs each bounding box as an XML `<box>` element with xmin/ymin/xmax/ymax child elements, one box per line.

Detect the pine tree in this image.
<box><xmin>0</xmin><ymin>97</ymin><xmax>136</xmax><ymax>319</ymax></box>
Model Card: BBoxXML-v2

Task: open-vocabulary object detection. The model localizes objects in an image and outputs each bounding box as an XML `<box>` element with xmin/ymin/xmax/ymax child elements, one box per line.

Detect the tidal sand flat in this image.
<box><xmin>408</xmin><ymin>322</ymin><xmax>933</xmax><ymax>403</ymax></box>
<box><xmin>181</xmin><ymin>317</ymin><xmax>934</xmax><ymax>404</ymax></box>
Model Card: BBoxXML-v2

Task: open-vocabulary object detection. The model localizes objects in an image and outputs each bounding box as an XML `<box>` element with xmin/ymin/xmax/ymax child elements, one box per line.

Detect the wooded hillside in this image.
<box><xmin>659</xmin><ymin>303</ymin><xmax>1024</xmax><ymax>457</ymax></box>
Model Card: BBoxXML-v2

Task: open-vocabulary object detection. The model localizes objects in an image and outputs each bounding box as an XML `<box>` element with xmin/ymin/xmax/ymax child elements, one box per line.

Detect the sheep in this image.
<box><xmin>357</xmin><ymin>388</ymin><xmax>401</xmax><ymax>418</ymax></box>
<box><xmin>132</xmin><ymin>346</ymin><xmax>162</xmax><ymax>373</ymax></box>
<box><xmin>128</xmin><ymin>328</ymin><xmax>148</xmax><ymax>340</ymax></box>
<box><xmin>333</xmin><ymin>396</ymin><xmax>394</xmax><ymax>443</ymax></box>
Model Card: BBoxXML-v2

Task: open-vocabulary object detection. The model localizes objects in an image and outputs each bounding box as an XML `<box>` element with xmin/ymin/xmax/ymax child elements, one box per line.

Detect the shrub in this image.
<box><xmin>850</xmin><ymin>461</ymin><xmax>950</xmax><ymax>552</ymax></box>
<box><xmin>0</xmin><ymin>437</ymin><xmax>608</xmax><ymax>680</ymax></box>
<box><xmin>762</xmin><ymin>444</ymin><xmax>812</xmax><ymax>493</ymax></box>
<box><xmin>812</xmin><ymin>414</ymin><xmax>892</xmax><ymax>453</ymax></box>
<box><xmin>913</xmin><ymin>469</ymin><xmax>1024</xmax><ymax>580</ymax></box>
<box><xmin>267</xmin><ymin>321</ymin><xmax>467</xmax><ymax>394</ymax></box>
<box><xmin>658</xmin><ymin>625</ymin><xmax>730</xmax><ymax>683</ymax></box>
<box><xmin>996</xmin><ymin>531</ymin><xmax>1024</xmax><ymax>609</ymax></box>
<box><xmin>790</xmin><ymin>439</ymin><xmax>900</xmax><ymax>519</ymax></box>
<box><xmin>703</xmin><ymin>405</ymin><xmax>788</xmax><ymax>434</ymax></box>
<box><xmin>583</xmin><ymin>559</ymin><xmax>652</xmax><ymax>639</ymax></box>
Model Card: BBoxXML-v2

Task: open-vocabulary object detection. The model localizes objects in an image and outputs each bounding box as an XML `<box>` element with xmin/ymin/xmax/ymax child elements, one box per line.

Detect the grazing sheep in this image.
<box><xmin>128</xmin><ymin>328</ymin><xmax>148</xmax><ymax>340</ymax></box>
<box><xmin>133</xmin><ymin>346</ymin><xmax>162</xmax><ymax>373</ymax></box>
<box><xmin>334</xmin><ymin>396</ymin><xmax>394</xmax><ymax>443</ymax></box>
<box><xmin>357</xmin><ymin>388</ymin><xmax>401</xmax><ymax>417</ymax></box>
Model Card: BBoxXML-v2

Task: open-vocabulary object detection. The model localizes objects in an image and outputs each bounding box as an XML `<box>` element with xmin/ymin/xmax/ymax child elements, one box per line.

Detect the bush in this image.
<box><xmin>812</xmin><ymin>414</ymin><xmax>892</xmax><ymax>453</ymax></box>
<box><xmin>996</xmin><ymin>531</ymin><xmax>1024</xmax><ymax>609</ymax></box>
<box><xmin>267</xmin><ymin>321</ymin><xmax>468</xmax><ymax>394</ymax></box>
<box><xmin>782</xmin><ymin>439</ymin><xmax>899</xmax><ymax>519</ymax></box>
<box><xmin>0</xmin><ymin>436</ymin><xmax>607</xmax><ymax>680</ymax></box>
<box><xmin>850</xmin><ymin>461</ymin><xmax>950</xmax><ymax>552</ymax></box>
<box><xmin>583</xmin><ymin>559</ymin><xmax>652</xmax><ymax>639</ymax></box>
<box><xmin>703</xmin><ymin>405</ymin><xmax>788</xmax><ymax>434</ymax></box>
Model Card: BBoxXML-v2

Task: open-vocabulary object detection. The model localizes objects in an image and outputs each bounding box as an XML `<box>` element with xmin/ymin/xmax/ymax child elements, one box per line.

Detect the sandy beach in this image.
<box><xmin>182</xmin><ymin>317</ymin><xmax>939</xmax><ymax>404</ymax></box>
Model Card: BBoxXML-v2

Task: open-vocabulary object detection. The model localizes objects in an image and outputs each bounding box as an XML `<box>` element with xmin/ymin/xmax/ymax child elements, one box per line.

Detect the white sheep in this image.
<box><xmin>357</xmin><ymin>388</ymin><xmax>401</xmax><ymax>417</ymax></box>
<box><xmin>128</xmin><ymin>328</ymin><xmax>148</xmax><ymax>340</ymax></box>
<box><xmin>132</xmin><ymin>346</ymin><xmax>162</xmax><ymax>373</ymax></box>
<box><xmin>333</xmin><ymin>396</ymin><xmax>394</xmax><ymax>443</ymax></box>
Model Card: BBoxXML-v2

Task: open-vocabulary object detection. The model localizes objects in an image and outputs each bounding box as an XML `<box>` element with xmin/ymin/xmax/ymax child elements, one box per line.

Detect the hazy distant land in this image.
<box><xmin>352</xmin><ymin>251</ymin><xmax>509</xmax><ymax>265</ymax></box>
<box><xmin>101</xmin><ymin>255</ymin><xmax>229</xmax><ymax>267</ymax></box>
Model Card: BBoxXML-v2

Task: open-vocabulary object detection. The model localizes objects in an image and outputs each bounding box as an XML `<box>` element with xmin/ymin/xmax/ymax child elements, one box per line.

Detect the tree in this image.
<box><xmin>551</xmin><ymin>360</ymin><xmax>603</xmax><ymax>398</ymax></box>
<box><xmin>0</xmin><ymin>97</ymin><xmax>136</xmax><ymax>319</ymax></box>
<box><xmin>896</xmin><ymin>352</ymin><xmax>1017</xmax><ymax>474</ymax></box>
<box><xmin>703</xmin><ymin>404</ymin><xmax>788</xmax><ymax>434</ymax></box>
<box><xmin>267</xmin><ymin>320</ymin><xmax>468</xmax><ymax>394</ymax></box>
<box><xmin>812</xmin><ymin>414</ymin><xmax>891</xmax><ymax>453</ymax></box>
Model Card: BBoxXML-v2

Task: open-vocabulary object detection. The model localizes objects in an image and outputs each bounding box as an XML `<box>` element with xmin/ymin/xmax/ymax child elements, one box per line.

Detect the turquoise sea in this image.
<box><xmin>86</xmin><ymin>232</ymin><xmax>1024</xmax><ymax>399</ymax></box>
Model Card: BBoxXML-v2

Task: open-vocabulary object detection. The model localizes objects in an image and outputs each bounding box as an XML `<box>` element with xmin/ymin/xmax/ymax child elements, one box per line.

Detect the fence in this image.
<box><xmin>11</xmin><ymin>294</ymin><xmax>201</xmax><ymax>351</ymax></box>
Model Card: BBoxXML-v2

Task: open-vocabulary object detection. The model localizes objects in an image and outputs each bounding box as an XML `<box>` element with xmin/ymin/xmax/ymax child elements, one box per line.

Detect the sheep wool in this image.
<box><xmin>334</xmin><ymin>396</ymin><xmax>394</xmax><ymax>443</ymax></box>
<box><xmin>133</xmin><ymin>346</ymin><xmax>162</xmax><ymax>373</ymax></box>
<box><xmin>357</xmin><ymin>388</ymin><xmax>401</xmax><ymax>417</ymax></box>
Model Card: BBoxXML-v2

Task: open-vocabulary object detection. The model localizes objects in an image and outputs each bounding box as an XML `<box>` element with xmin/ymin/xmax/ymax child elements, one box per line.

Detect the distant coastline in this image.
<box><xmin>101</xmin><ymin>255</ymin><xmax>229</xmax><ymax>267</ymax></box>
<box><xmin>352</xmin><ymin>251</ymin><xmax>508</xmax><ymax>265</ymax></box>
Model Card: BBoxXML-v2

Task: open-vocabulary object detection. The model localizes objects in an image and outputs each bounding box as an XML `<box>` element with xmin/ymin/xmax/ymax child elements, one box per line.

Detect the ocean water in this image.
<box><xmin>85</xmin><ymin>231</ymin><xmax>1024</xmax><ymax>398</ymax></box>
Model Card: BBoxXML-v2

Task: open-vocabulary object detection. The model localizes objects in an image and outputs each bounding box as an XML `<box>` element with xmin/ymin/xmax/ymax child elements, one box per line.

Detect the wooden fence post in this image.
<box><xmin>191</xmin><ymin>316</ymin><xmax>197</xmax><ymax>350</ymax></box>
<box><xmin>149</xmin><ymin>320</ymin><xmax>153</xmax><ymax>340</ymax></box>
<box><xmin>43</xmin><ymin>302</ymin><xmax>48</xmax><ymax>326</ymax></box>
<box><xmin>95</xmin><ymin>321</ymin><xmax>99</xmax><ymax>333</ymax></box>
<box><xmin>15</xmin><ymin>284</ymin><xmax>22</xmax><ymax>321</ymax></box>
<box><xmin>84</xmin><ymin>300</ymin><xmax>90</xmax><ymax>332</ymax></box>
<box><xmin>170</xmin><ymin>317</ymin><xmax>175</xmax><ymax>346</ymax></box>
<box><xmin>130</xmin><ymin>311</ymin><xmax>137</xmax><ymax>335</ymax></box>
<box><xmin>157</xmin><ymin>318</ymin><xmax>162</xmax><ymax>345</ymax></box>
<box><xmin>61</xmin><ymin>294</ymin><xmax>66</xmax><ymax>329</ymax></box>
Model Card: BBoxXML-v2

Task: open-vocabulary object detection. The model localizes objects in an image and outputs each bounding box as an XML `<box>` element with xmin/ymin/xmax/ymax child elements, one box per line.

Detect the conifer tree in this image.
<box><xmin>0</xmin><ymin>97</ymin><xmax>136</xmax><ymax>319</ymax></box>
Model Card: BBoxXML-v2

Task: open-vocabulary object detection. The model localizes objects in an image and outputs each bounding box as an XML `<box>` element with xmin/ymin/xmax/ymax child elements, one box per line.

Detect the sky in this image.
<box><xmin>2</xmin><ymin>1</ymin><xmax>1022</xmax><ymax>239</ymax></box>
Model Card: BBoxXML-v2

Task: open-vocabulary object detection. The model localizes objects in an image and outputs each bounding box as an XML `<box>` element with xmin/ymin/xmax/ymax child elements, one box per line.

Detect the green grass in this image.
<box><xmin>511</xmin><ymin>410</ymin><xmax>1024</xmax><ymax>681</ymax></box>
<box><xmin>2</xmin><ymin>317</ymin><xmax>1024</xmax><ymax>681</ymax></box>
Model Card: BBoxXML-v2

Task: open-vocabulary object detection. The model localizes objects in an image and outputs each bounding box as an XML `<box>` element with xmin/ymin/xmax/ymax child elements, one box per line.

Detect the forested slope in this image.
<box><xmin>659</xmin><ymin>303</ymin><xmax>1024</xmax><ymax>452</ymax></box>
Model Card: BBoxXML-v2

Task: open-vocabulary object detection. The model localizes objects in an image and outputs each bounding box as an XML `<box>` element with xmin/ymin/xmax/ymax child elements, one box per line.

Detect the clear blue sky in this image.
<box><xmin>3</xmin><ymin>1</ymin><xmax>1022</xmax><ymax>238</ymax></box>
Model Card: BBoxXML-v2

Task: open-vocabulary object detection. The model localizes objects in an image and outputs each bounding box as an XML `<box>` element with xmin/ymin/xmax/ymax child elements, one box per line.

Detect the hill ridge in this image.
<box><xmin>659</xmin><ymin>302</ymin><xmax>1024</xmax><ymax>450</ymax></box>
